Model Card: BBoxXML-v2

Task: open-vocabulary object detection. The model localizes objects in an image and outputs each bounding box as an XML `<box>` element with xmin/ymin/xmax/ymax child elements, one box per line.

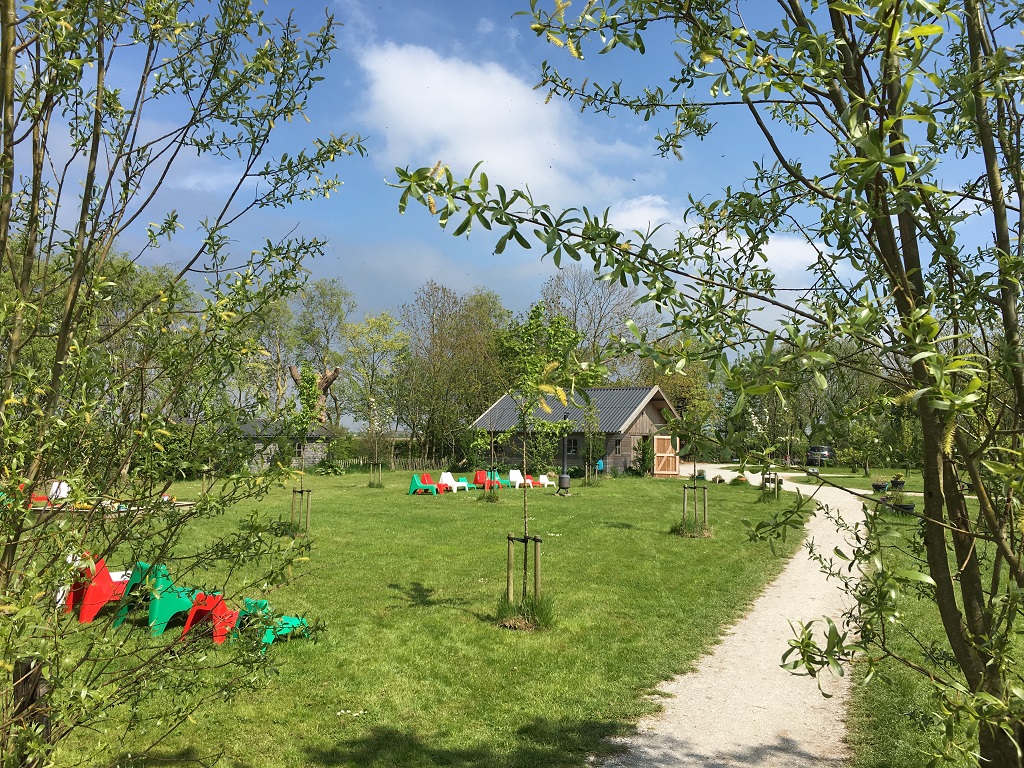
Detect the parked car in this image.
<box><xmin>806</xmin><ymin>445</ymin><xmax>836</xmax><ymax>467</ymax></box>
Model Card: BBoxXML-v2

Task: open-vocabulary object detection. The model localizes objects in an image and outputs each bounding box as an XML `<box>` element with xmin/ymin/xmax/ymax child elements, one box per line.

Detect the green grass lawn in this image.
<box><xmin>68</xmin><ymin>472</ymin><xmax>800</xmax><ymax>768</ymax></box>
<box><xmin>789</xmin><ymin>468</ymin><xmax>927</xmax><ymax>494</ymax></box>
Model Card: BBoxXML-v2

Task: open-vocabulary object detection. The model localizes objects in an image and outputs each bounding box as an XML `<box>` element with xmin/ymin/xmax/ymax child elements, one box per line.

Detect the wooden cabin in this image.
<box><xmin>472</xmin><ymin>386</ymin><xmax>679</xmax><ymax>476</ymax></box>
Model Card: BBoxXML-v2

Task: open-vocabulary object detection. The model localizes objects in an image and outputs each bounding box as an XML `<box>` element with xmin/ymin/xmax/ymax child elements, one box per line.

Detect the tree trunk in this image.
<box><xmin>979</xmin><ymin>722</ymin><xmax>1022</xmax><ymax>768</ymax></box>
<box><xmin>12</xmin><ymin>659</ymin><xmax>50</xmax><ymax>768</ymax></box>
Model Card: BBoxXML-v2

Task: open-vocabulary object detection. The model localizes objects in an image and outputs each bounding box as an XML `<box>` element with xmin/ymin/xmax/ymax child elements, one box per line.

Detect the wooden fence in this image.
<box><xmin>334</xmin><ymin>457</ymin><xmax>454</xmax><ymax>473</ymax></box>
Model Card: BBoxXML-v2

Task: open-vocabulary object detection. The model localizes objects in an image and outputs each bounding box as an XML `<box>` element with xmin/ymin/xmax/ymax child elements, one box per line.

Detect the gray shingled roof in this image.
<box><xmin>236</xmin><ymin>419</ymin><xmax>333</xmax><ymax>440</ymax></box>
<box><xmin>472</xmin><ymin>386</ymin><xmax>677</xmax><ymax>433</ymax></box>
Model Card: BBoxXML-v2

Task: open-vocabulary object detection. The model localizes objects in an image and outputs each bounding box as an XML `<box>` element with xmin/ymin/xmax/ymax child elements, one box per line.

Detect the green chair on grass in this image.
<box><xmin>409</xmin><ymin>474</ymin><xmax>440</xmax><ymax>495</ymax></box>
<box><xmin>239</xmin><ymin>598</ymin><xmax>309</xmax><ymax>646</ymax></box>
<box><xmin>114</xmin><ymin>561</ymin><xmax>200</xmax><ymax>636</ymax></box>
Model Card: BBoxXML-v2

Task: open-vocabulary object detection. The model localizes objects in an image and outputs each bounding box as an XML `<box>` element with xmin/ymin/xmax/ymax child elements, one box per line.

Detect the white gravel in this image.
<box><xmin>596</xmin><ymin>465</ymin><xmax>858</xmax><ymax>768</ymax></box>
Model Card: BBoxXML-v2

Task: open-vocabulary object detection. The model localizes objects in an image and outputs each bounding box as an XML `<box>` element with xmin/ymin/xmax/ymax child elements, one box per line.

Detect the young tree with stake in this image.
<box><xmin>394</xmin><ymin>1</ymin><xmax>1024</xmax><ymax>764</ymax></box>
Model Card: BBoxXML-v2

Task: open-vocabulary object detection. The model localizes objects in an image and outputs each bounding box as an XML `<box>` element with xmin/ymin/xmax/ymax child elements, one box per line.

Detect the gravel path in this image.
<box><xmin>597</xmin><ymin>465</ymin><xmax>858</xmax><ymax>768</ymax></box>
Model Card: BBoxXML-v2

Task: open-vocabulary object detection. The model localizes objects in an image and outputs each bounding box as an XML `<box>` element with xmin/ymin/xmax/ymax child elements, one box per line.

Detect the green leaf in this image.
<box><xmin>895</xmin><ymin>569</ymin><xmax>936</xmax><ymax>586</ymax></box>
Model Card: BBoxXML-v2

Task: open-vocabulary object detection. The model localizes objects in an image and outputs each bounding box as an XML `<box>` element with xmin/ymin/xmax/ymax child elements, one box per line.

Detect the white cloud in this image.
<box><xmin>326</xmin><ymin>236</ymin><xmax>557</xmax><ymax>316</ymax></box>
<box><xmin>476</xmin><ymin>18</ymin><xmax>496</xmax><ymax>34</ymax></box>
<box><xmin>761</xmin><ymin>235</ymin><xmax>823</xmax><ymax>288</ymax></box>
<box><xmin>608</xmin><ymin>194</ymin><xmax>679</xmax><ymax>234</ymax></box>
<box><xmin>355</xmin><ymin>42</ymin><xmax>646</xmax><ymax>209</ymax></box>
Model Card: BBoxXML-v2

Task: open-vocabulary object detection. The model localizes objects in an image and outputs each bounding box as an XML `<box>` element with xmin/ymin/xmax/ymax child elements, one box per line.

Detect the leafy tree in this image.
<box><xmin>396</xmin><ymin>282</ymin><xmax>509</xmax><ymax>460</ymax></box>
<box><xmin>394</xmin><ymin>1</ymin><xmax>1024</xmax><ymax>763</ymax></box>
<box><xmin>253</xmin><ymin>297</ymin><xmax>300</xmax><ymax>411</ymax></box>
<box><xmin>343</xmin><ymin>312</ymin><xmax>407</xmax><ymax>467</ymax></box>
<box><xmin>293</xmin><ymin>277</ymin><xmax>356</xmax><ymax>425</ymax></box>
<box><xmin>0</xmin><ymin>2</ymin><xmax>364</xmax><ymax>764</ymax></box>
<box><xmin>541</xmin><ymin>263</ymin><xmax>653</xmax><ymax>380</ymax></box>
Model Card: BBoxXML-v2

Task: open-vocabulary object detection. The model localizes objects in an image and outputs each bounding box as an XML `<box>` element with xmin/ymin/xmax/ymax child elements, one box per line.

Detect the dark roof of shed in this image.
<box><xmin>236</xmin><ymin>419</ymin><xmax>332</xmax><ymax>440</ymax></box>
<box><xmin>472</xmin><ymin>386</ymin><xmax>677</xmax><ymax>433</ymax></box>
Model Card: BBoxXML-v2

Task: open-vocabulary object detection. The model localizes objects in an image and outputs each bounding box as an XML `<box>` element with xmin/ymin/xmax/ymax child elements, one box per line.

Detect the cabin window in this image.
<box><xmin>614</xmin><ymin>439</ymin><xmax>622</xmax><ymax>455</ymax></box>
<box><xmin>294</xmin><ymin>442</ymin><xmax>304</xmax><ymax>458</ymax></box>
<box><xmin>567</xmin><ymin>438</ymin><xmax>578</xmax><ymax>455</ymax></box>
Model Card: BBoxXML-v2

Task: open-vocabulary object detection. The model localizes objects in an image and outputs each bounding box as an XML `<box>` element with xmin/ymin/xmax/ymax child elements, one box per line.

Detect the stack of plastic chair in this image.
<box><xmin>64</xmin><ymin>556</ymin><xmax>130</xmax><ymax>623</ymax></box>
<box><xmin>473</xmin><ymin>470</ymin><xmax>500</xmax><ymax>490</ymax></box>
<box><xmin>114</xmin><ymin>562</ymin><xmax>199</xmax><ymax>636</ymax></box>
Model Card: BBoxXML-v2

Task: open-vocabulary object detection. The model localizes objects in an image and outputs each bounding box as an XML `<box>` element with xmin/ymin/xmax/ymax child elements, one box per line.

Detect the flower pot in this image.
<box><xmin>894</xmin><ymin>503</ymin><xmax>916</xmax><ymax>514</ymax></box>
<box><xmin>890</xmin><ymin>480</ymin><xmax>905</xmax><ymax>490</ymax></box>
<box><xmin>872</xmin><ymin>482</ymin><xmax>889</xmax><ymax>493</ymax></box>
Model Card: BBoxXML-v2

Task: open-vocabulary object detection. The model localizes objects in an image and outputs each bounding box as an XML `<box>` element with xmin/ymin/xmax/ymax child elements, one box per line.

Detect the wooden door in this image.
<box><xmin>653</xmin><ymin>435</ymin><xmax>678</xmax><ymax>476</ymax></box>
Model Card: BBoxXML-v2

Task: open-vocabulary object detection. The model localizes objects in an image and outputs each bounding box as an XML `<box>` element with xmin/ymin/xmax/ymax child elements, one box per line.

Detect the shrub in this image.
<box><xmin>313</xmin><ymin>458</ymin><xmax>346</xmax><ymax>476</ymax></box>
<box><xmin>631</xmin><ymin>437</ymin><xmax>654</xmax><ymax>475</ymax></box>
<box><xmin>496</xmin><ymin>593</ymin><xmax>555</xmax><ymax>630</ymax></box>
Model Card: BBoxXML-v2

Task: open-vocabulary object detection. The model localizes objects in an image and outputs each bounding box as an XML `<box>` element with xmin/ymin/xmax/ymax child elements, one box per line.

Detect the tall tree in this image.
<box><xmin>397</xmin><ymin>281</ymin><xmax>508</xmax><ymax>460</ymax></box>
<box><xmin>343</xmin><ymin>312</ymin><xmax>407</xmax><ymax>466</ymax></box>
<box><xmin>541</xmin><ymin>263</ymin><xmax>652</xmax><ymax>380</ymax></box>
<box><xmin>395</xmin><ymin>1</ymin><xmax>1024</xmax><ymax>763</ymax></box>
<box><xmin>293</xmin><ymin>277</ymin><xmax>356</xmax><ymax>425</ymax></box>
<box><xmin>0</xmin><ymin>2</ymin><xmax>364</xmax><ymax>764</ymax></box>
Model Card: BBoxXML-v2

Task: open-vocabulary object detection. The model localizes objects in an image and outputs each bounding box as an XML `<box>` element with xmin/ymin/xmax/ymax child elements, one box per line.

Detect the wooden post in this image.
<box><xmin>292</xmin><ymin>489</ymin><xmax>312</xmax><ymax>534</ymax></box>
<box><xmin>683</xmin><ymin>484</ymin><xmax>688</xmax><ymax>531</ymax></box>
<box><xmin>533</xmin><ymin>537</ymin><xmax>542</xmax><ymax>600</ymax></box>
<box><xmin>702</xmin><ymin>486</ymin><xmax>708</xmax><ymax>530</ymax></box>
<box><xmin>693</xmin><ymin>483</ymin><xmax>699</xmax><ymax>530</ymax></box>
<box><xmin>506</xmin><ymin>534</ymin><xmax>515</xmax><ymax>603</ymax></box>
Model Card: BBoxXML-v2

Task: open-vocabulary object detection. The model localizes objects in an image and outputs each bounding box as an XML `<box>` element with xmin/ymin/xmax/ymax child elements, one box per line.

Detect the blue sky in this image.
<box><xmin>145</xmin><ymin>1</ymin><xmax>823</xmax><ymax>318</ymax></box>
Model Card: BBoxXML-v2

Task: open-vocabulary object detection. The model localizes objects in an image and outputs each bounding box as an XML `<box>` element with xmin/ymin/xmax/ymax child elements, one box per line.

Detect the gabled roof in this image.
<box><xmin>472</xmin><ymin>386</ymin><xmax>678</xmax><ymax>433</ymax></box>
<box><xmin>236</xmin><ymin>419</ymin><xmax>333</xmax><ymax>440</ymax></box>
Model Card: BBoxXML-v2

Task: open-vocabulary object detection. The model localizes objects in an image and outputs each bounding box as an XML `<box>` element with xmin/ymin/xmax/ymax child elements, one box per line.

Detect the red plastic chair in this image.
<box><xmin>65</xmin><ymin>557</ymin><xmax>130</xmax><ymax>623</ymax></box>
<box><xmin>473</xmin><ymin>470</ymin><xmax>499</xmax><ymax>490</ymax></box>
<box><xmin>421</xmin><ymin>473</ymin><xmax>447</xmax><ymax>493</ymax></box>
<box><xmin>182</xmin><ymin>593</ymin><xmax>236</xmax><ymax>643</ymax></box>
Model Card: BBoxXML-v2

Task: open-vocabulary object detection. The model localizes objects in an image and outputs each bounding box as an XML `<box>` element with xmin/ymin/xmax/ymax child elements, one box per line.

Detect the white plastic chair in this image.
<box><xmin>508</xmin><ymin>469</ymin><xmax>533</xmax><ymax>488</ymax></box>
<box><xmin>49</xmin><ymin>480</ymin><xmax>70</xmax><ymax>500</ymax></box>
<box><xmin>536</xmin><ymin>474</ymin><xmax>556</xmax><ymax>488</ymax></box>
<box><xmin>438</xmin><ymin>472</ymin><xmax>468</xmax><ymax>492</ymax></box>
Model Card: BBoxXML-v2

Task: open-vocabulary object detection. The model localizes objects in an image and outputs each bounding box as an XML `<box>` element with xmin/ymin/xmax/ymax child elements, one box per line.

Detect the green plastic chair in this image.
<box><xmin>148</xmin><ymin>581</ymin><xmax>200</xmax><ymax>636</ymax></box>
<box><xmin>113</xmin><ymin>561</ymin><xmax>166</xmax><ymax>627</ymax></box>
<box><xmin>238</xmin><ymin>598</ymin><xmax>308</xmax><ymax>645</ymax></box>
<box><xmin>408</xmin><ymin>474</ymin><xmax>439</xmax><ymax>495</ymax></box>
<box><xmin>114</xmin><ymin>562</ymin><xmax>199</xmax><ymax>635</ymax></box>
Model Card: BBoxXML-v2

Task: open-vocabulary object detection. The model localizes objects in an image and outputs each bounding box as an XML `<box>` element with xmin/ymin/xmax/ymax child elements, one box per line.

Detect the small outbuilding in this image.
<box><xmin>472</xmin><ymin>386</ymin><xmax>679</xmax><ymax>476</ymax></box>
<box><xmin>240</xmin><ymin>419</ymin><xmax>333</xmax><ymax>470</ymax></box>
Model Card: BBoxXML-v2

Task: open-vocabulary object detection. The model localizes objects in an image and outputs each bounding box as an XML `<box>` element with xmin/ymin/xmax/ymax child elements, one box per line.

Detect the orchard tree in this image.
<box><xmin>0</xmin><ymin>2</ymin><xmax>364</xmax><ymax>765</ymax></box>
<box><xmin>394</xmin><ymin>1</ymin><xmax>1024</xmax><ymax>764</ymax></box>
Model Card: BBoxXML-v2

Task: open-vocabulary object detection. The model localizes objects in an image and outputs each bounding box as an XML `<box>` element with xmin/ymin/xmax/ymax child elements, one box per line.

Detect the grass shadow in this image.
<box><xmin>106</xmin><ymin>746</ymin><xmax>252</xmax><ymax>768</ymax></box>
<box><xmin>303</xmin><ymin>717</ymin><xmax>631</xmax><ymax>767</ymax></box>
<box><xmin>388</xmin><ymin>581</ymin><xmax>468</xmax><ymax>609</ymax></box>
